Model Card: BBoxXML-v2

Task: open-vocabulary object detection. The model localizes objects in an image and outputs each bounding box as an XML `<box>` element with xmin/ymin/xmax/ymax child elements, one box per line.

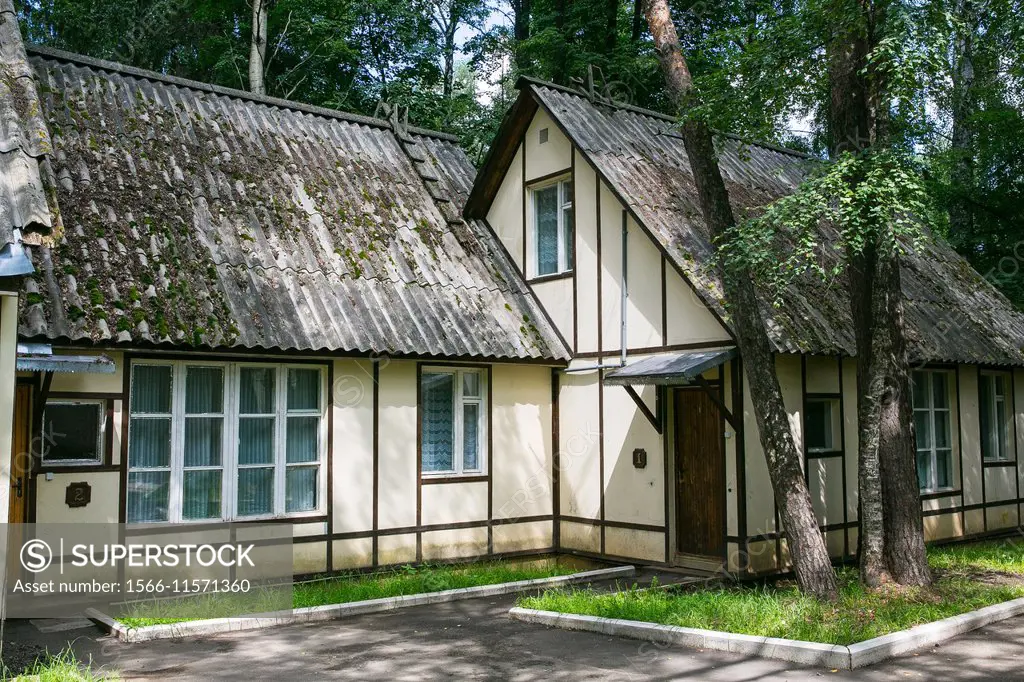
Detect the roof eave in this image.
<box><xmin>464</xmin><ymin>86</ymin><xmax>539</xmax><ymax>219</ymax></box>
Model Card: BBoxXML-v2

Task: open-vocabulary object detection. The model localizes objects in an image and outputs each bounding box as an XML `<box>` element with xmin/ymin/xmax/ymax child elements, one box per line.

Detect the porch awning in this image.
<box><xmin>603</xmin><ymin>348</ymin><xmax>736</xmax><ymax>386</ymax></box>
<box><xmin>16</xmin><ymin>343</ymin><xmax>116</xmax><ymax>374</ymax></box>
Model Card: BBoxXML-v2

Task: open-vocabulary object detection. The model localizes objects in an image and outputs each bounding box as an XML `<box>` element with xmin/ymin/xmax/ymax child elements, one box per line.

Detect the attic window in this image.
<box><xmin>539</xmin><ymin>128</ymin><xmax>549</xmax><ymax>144</ymax></box>
<box><xmin>531</xmin><ymin>178</ymin><xmax>573</xmax><ymax>277</ymax></box>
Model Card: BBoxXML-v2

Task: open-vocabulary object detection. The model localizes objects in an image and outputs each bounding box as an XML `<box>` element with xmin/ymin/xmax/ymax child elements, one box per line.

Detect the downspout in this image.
<box><xmin>620</xmin><ymin>209</ymin><xmax>628</xmax><ymax>367</ymax></box>
<box><xmin>565</xmin><ymin>210</ymin><xmax>629</xmax><ymax>373</ymax></box>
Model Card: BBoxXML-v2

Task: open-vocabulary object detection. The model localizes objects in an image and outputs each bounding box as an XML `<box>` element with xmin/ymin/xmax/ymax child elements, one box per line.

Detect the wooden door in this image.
<box><xmin>8</xmin><ymin>384</ymin><xmax>32</xmax><ymax>524</ymax></box>
<box><xmin>674</xmin><ymin>387</ymin><xmax>725</xmax><ymax>558</ymax></box>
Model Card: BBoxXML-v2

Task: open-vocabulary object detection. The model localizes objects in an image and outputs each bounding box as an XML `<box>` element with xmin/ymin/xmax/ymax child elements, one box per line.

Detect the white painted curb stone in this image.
<box><xmin>510</xmin><ymin>594</ymin><xmax>1024</xmax><ymax>670</ymax></box>
<box><xmin>87</xmin><ymin>565</ymin><xmax>635</xmax><ymax>643</ymax></box>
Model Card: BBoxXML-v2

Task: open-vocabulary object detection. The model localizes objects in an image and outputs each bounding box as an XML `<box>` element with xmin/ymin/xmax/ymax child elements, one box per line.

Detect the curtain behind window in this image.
<box><xmin>128</xmin><ymin>365</ymin><xmax>173</xmax><ymax>523</ymax></box>
<box><xmin>421</xmin><ymin>373</ymin><xmax>454</xmax><ymax>472</ymax></box>
<box><xmin>535</xmin><ymin>185</ymin><xmax>559</xmax><ymax>275</ymax></box>
<box><xmin>238</xmin><ymin>368</ymin><xmax>276</xmax><ymax>516</ymax></box>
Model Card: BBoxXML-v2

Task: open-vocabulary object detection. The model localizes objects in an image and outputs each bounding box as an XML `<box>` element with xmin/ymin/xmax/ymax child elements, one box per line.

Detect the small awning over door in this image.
<box><xmin>603</xmin><ymin>348</ymin><xmax>735</xmax><ymax>386</ymax></box>
<box><xmin>15</xmin><ymin>343</ymin><xmax>116</xmax><ymax>374</ymax></box>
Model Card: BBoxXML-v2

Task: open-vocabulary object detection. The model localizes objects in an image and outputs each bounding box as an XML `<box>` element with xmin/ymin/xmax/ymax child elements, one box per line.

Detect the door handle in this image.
<box><xmin>12</xmin><ymin>477</ymin><xmax>23</xmax><ymax>498</ymax></box>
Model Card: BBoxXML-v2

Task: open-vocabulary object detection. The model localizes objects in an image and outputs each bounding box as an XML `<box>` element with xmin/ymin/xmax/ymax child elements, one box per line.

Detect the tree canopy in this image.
<box><xmin>14</xmin><ymin>0</ymin><xmax>1024</xmax><ymax>307</ymax></box>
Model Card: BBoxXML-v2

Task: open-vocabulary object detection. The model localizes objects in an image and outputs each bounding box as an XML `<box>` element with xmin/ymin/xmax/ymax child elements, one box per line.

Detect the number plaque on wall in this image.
<box><xmin>65</xmin><ymin>482</ymin><xmax>92</xmax><ymax>508</ymax></box>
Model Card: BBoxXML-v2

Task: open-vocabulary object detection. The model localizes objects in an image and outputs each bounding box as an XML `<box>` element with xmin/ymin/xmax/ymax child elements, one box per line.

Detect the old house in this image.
<box><xmin>3</xmin><ymin>11</ymin><xmax>1023</xmax><ymax>577</ymax></box>
<box><xmin>469</xmin><ymin>77</ymin><xmax>1024</xmax><ymax>573</ymax></box>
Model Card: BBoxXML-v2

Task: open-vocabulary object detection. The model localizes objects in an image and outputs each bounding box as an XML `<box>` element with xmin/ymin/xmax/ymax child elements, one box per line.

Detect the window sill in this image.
<box><xmin>125</xmin><ymin>512</ymin><xmax>328</xmax><ymax>528</ymax></box>
<box><xmin>421</xmin><ymin>474</ymin><xmax>488</xmax><ymax>485</ymax></box>
<box><xmin>805</xmin><ymin>448</ymin><xmax>844</xmax><ymax>458</ymax></box>
<box><xmin>40</xmin><ymin>462</ymin><xmax>109</xmax><ymax>472</ymax></box>
<box><xmin>919</xmin><ymin>488</ymin><xmax>959</xmax><ymax>500</ymax></box>
<box><xmin>982</xmin><ymin>458</ymin><xmax>1017</xmax><ymax>468</ymax></box>
<box><xmin>527</xmin><ymin>271</ymin><xmax>574</xmax><ymax>285</ymax></box>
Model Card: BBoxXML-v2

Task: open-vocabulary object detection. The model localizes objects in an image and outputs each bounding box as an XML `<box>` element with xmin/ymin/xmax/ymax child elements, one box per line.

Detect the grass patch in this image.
<box><xmin>120</xmin><ymin>557</ymin><xmax>582</xmax><ymax>628</ymax></box>
<box><xmin>519</xmin><ymin>540</ymin><xmax>1024</xmax><ymax>646</ymax></box>
<box><xmin>2</xmin><ymin>650</ymin><xmax>112</xmax><ymax>681</ymax></box>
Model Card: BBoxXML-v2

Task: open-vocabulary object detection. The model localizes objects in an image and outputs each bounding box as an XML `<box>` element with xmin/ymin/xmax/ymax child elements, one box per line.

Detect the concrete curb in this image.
<box><xmin>509</xmin><ymin>595</ymin><xmax>1024</xmax><ymax>669</ymax></box>
<box><xmin>86</xmin><ymin>565</ymin><xmax>635</xmax><ymax>643</ymax></box>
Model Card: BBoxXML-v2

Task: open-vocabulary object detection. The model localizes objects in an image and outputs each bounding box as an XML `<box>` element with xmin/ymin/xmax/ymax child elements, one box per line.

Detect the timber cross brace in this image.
<box><xmin>620</xmin><ymin>378</ymin><xmax>739</xmax><ymax>435</ymax></box>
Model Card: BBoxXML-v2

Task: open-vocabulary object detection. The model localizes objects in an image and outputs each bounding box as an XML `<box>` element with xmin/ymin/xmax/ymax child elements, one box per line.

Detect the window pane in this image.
<box><xmin>980</xmin><ymin>375</ymin><xmax>994</xmax><ymax>460</ymax></box>
<box><xmin>996</xmin><ymin>397</ymin><xmax>1008</xmax><ymax>460</ymax></box>
<box><xmin>238</xmin><ymin>417</ymin><xmax>275</xmax><ymax>465</ymax></box>
<box><xmin>42</xmin><ymin>403</ymin><xmax>102</xmax><ymax>463</ymax></box>
<box><xmin>421</xmin><ymin>372</ymin><xmax>454</xmax><ymax>472</ymax></box>
<box><xmin>916</xmin><ymin>450</ymin><xmax>931</xmax><ymax>490</ymax></box>
<box><xmin>914</xmin><ymin>411</ymin><xmax>931</xmax><ymax>451</ymax></box>
<box><xmin>129</xmin><ymin>418</ymin><xmax>171</xmax><ymax>468</ymax></box>
<box><xmin>932</xmin><ymin>373</ymin><xmax>949</xmax><ymax>409</ymax></box>
<box><xmin>240</xmin><ymin>367</ymin><xmax>276</xmax><ymax>414</ymax></box>
<box><xmin>911</xmin><ymin>372</ymin><xmax>927</xmax><ymax>408</ymax></box>
<box><xmin>288</xmin><ymin>369</ymin><xmax>320</xmax><ymax>411</ymax></box>
<box><xmin>186</xmin><ymin>366</ymin><xmax>223</xmax><ymax>413</ymax></box>
<box><xmin>805</xmin><ymin>400</ymin><xmax>831</xmax><ymax>451</ymax></box>
<box><xmin>562</xmin><ymin>205</ymin><xmax>574</xmax><ymax>268</ymax></box>
<box><xmin>184</xmin><ymin>417</ymin><xmax>222</xmax><ymax>467</ymax></box>
<box><xmin>463</xmin><ymin>371</ymin><xmax>480</xmax><ymax>398</ymax></box>
<box><xmin>535</xmin><ymin>185</ymin><xmax>559</xmax><ymax>276</ymax></box>
<box><xmin>561</xmin><ymin>180</ymin><xmax>573</xmax><ymax>205</ymax></box>
<box><xmin>183</xmin><ymin>470</ymin><xmax>222</xmax><ymax>520</ymax></box>
<box><xmin>132</xmin><ymin>365</ymin><xmax>172</xmax><ymax>413</ymax></box>
<box><xmin>936</xmin><ymin>449</ymin><xmax>952</xmax><ymax>488</ymax></box>
<box><xmin>463</xmin><ymin>403</ymin><xmax>479</xmax><ymax>470</ymax></box>
<box><xmin>237</xmin><ymin>468</ymin><xmax>274</xmax><ymax>516</ymax></box>
<box><xmin>933</xmin><ymin>410</ymin><xmax>951</xmax><ymax>450</ymax></box>
<box><xmin>127</xmin><ymin>471</ymin><xmax>170</xmax><ymax>522</ymax></box>
<box><xmin>286</xmin><ymin>416</ymin><xmax>319</xmax><ymax>463</ymax></box>
<box><xmin>286</xmin><ymin>467</ymin><xmax>318</xmax><ymax>513</ymax></box>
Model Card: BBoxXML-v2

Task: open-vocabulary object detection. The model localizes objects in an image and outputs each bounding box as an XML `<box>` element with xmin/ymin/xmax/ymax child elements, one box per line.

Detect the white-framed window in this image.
<box><xmin>532</xmin><ymin>178</ymin><xmax>573</xmax><ymax>277</ymax></box>
<box><xmin>127</xmin><ymin>361</ymin><xmax>326</xmax><ymax>524</ymax></box>
<box><xmin>980</xmin><ymin>372</ymin><xmax>1012</xmax><ymax>462</ymax></box>
<box><xmin>41</xmin><ymin>399</ymin><xmax>105</xmax><ymax>466</ymax></box>
<box><xmin>420</xmin><ymin>367</ymin><xmax>487</xmax><ymax>477</ymax></box>
<box><xmin>805</xmin><ymin>397</ymin><xmax>841</xmax><ymax>453</ymax></box>
<box><xmin>912</xmin><ymin>370</ymin><xmax>954</xmax><ymax>492</ymax></box>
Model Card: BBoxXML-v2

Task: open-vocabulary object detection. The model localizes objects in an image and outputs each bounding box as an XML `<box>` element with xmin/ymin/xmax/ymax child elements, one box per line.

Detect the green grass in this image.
<box><xmin>519</xmin><ymin>540</ymin><xmax>1024</xmax><ymax>646</ymax></box>
<box><xmin>3</xmin><ymin>650</ymin><xmax>113</xmax><ymax>681</ymax></box>
<box><xmin>119</xmin><ymin>558</ymin><xmax>580</xmax><ymax>628</ymax></box>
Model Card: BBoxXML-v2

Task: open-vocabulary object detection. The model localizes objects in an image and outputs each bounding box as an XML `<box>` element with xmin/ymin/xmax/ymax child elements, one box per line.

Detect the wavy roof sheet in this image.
<box><xmin>518</xmin><ymin>80</ymin><xmax>1024</xmax><ymax>366</ymax></box>
<box><xmin>12</xmin><ymin>46</ymin><xmax>568</xmax><ymax>361</ymax></box>
<box><xmin>0</xmin><ymin>1</ymin><xmax>52</xmax><ymax>250</ymax></box>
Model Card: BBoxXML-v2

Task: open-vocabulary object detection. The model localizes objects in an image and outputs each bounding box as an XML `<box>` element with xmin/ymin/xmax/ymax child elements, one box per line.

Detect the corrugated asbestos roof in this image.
<box><xmin>10</xmin><ymin>43</ymin><xmax>569</xmax><ymax>360</ymax></box>
<box><xmin>0</xmin><ymin>1</ymin><xmax>52</xmax><ymax>261</ymax></box>
<box><xmin>523</xmin><ymin>80</ymin><xmax>1024</xmax><ymax>366</ymax></box>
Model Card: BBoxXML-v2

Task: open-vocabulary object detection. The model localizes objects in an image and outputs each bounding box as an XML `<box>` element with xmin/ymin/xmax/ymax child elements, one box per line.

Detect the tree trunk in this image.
<box><xmin>442</xmin><ymin>4</ymin><xmax>458</xmax><ymax>100</ymax></box>
<box><xmin>249</xmin><ymin>0</ymin><xmax>269</xmax><ymax>95</ymax></box>
<box><xmin>848</xmin><ymin>245</ymin><xmax>892</xmax><ymax>586</ymax></box>
<box><xmin>512</xmin><ymin>0</ymin><xmax>532</xmax><ymax>72</ymax></box>
<box><xmin>643</xmin><ymin>0</ymin><xmax>838</xmax><ymax>601</ymax></box>
<box><xmin>553</xmin><ymin>0</ymin><xmax>569</xmax><ymax>83</ymax></box>
<box><xmin>631</xmin><ymin>0</ymin><xmax>643</xmax><ymax>42</ymax></box>
<box><xmin>948</xmin><ymin>0</ymin><xmax>976</xmax><ymax>240</ymax></box>
<box><xmin>878</xmin><ymin>251</ymin><xmax>931</xmax><ymax>586</ymax></box>
<box><xmin>606</xmin><ymin>0</ymin><xmax>618</xmax><ymax>53</ymax></box>
<box><xmin>827</xmin><ymin>0</ymin><xmax>931</xmax><ymax>588</ymax></box>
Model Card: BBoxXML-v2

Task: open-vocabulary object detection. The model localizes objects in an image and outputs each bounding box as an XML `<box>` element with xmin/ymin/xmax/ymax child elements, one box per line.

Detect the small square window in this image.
<box><xmin>805</xmin><ymin>398</ymin><xmax>841</xmax><ymax>453</ymax></box>
<box><xmin>539</xmin><ymin>128</ymin><xmax>549</xmax><ymax>144</ymax></box>
<box><xmin>42</xmin><ymin>401</ymin><xmax>105</xmax><ymax>466</ymax></box>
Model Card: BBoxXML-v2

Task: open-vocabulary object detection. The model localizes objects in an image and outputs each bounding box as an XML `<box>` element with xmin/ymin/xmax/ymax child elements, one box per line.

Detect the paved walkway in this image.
<box><xmin>5</xmin><ymin>572</ymin><xmax>1024</xmax><ymax>680</ymax></box>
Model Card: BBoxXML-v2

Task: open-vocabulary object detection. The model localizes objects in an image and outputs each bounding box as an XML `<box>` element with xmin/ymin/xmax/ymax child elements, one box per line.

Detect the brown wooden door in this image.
<box><xmin>674</xmin><ymin>388</ymin><xmax>725</xmax><ymax>558</ymax></box>
<box><xmin>8</xmin><ymin>384</ymin><xmax>32</xmax><ymax>525</ymax></box>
